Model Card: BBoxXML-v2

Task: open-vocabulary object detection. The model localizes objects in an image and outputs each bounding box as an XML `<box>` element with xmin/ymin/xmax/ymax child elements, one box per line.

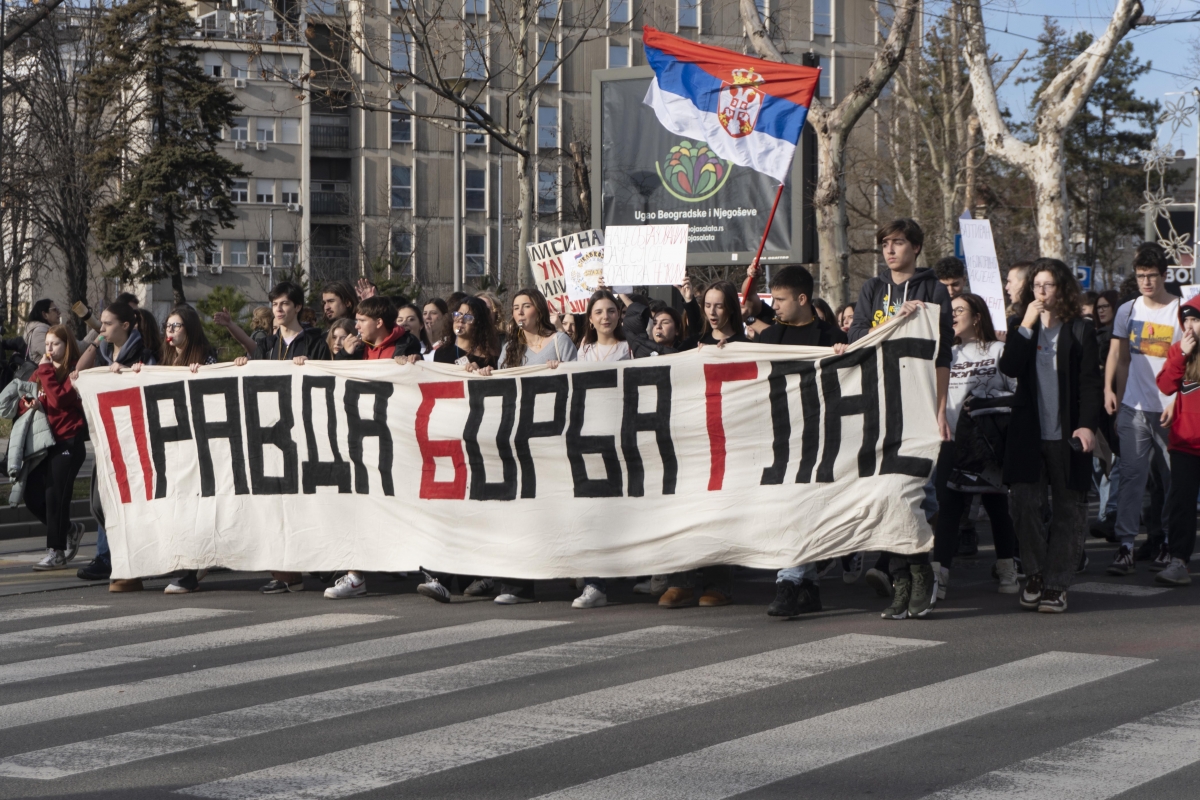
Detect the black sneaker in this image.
<box><xmin>908</xmin><ymin>564</ymin><xmax>935</xmax><ymax>618</ymax></box>
<box><xmin>1149</xmin><ymin>542</ymin><xmax>1172</xmax><ymax>573</ymax></box>
<box><xmin>76</xmin><ymin>555</ymin><xmax>111</xmax><ymax>581</ymax></box>
<box><xmin>260</xmin><ymin>579</ymin><xmax>303</xmax><ymax>594</ymax></box>
<box><xmin>1037</xmin><ymin>589</ymin><xmax>1068</xmax><ymax>613</ymax></box>
<box><xmin>767</xmin><ymin>580</ymin><xmax>801</xmax><ymax>617</ymax></box>
<box><xmin>1020</xmin><ymin>574</ymin><xmax>1044</xmax><ymax>610</ymax></box>
<box><xmin>796</xmin><ymin>579</ymin><xmax>822</xmax><ymax>613</ymax></box>
<box><xmin>1106</xmin><ymin>545</ymin><xmax>1135</xmax><ymax>576</ymax></box>
<box><xmin>957</xmin><ymin>526</ymin><xmax>979</xmax><ymax>557</ymax></box>
<box><xmin>1134</xmin><ymin>538</ymin><xmax>1159</xmax><ymax>562</ymax></box>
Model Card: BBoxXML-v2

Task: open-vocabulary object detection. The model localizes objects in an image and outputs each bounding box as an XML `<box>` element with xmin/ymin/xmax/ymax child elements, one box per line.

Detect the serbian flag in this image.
<box><xmin>642</xmin><ymin>27</ymin><xmax>820</xmax><ymax>184</ymax></box>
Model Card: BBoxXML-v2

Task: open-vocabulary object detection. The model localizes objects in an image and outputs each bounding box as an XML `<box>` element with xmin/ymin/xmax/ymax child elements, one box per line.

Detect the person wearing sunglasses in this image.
<box><xmin>432</xmin><ymin>296</ymin><xmax>500</xmax><ymax>370</ymax></box>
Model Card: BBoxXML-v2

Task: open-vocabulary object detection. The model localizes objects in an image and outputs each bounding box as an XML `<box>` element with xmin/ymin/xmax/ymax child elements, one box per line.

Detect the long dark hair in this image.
<box><xmin>811</xmin><ymin>297</ymin><xmax>836</xmax><ymax>325</ymax></box>
<box><xmin>581</xmin><ymin>290</ymin><xmax>626</xmax><ymax>345</ymax></box>
<box><xmin>701</xmin><ymin>280</ymin><xmax>744</xmax><ymax>339</ymax></box>
<box><xmin>455</xmin><ymin>295</ymin><xmax>500</xmax><ymax>360</ymax></box>
<box><xmin>160</xmin><ymin>305</ymin><xmax>212</xmax><ymax>367</ymax></box>
<box><xmin>398</xmin><ymin>302</ymin><xmax>430</xmax><ymax>349</ymax></box>
<box><xmin>953</xmin><ymin>293</ymin><xmax>997</xmax><ymax>346</ymax></box>
<box><xmin>1020</xmin><ymin>257</ymin><xmax>1082</xmax><ymax>323</ymax></box>
<box><xmin>28</xmin><ymin>299</ymin><xmax>55</xmax><ymax>325</ymax></box>
<box><xmin>103</xmin><ymin>302</ymin><xmax>138</xmax><ymax>343</ymax></box>
<box><xmin>502</xmin><ymin>287</ymin><xmax>554</xmax><ymax>369</ymax></box>
<box><xmin>134</xmin><ymin>308</ymin><xmax>162</xmax><ymax>355</ymax></box>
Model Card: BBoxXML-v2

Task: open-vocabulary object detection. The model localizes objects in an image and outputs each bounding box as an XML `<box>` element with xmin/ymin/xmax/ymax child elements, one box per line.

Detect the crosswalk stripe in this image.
<box><xmin>0</xmin><ymin>605</ymin><xmax>108</xmax><ymax>623</ymax></box>
<box><xmin>178</xmin><ymin>632</ymin><xmax>940</xmax><ymax>800</ymax></box>
<box><xmin>528</xmin><ymin>651</ymin><xmax>1153</xmax><ymax>800</ymax></box>
<box><xmin>1071</xmin><ymin>582</ymin><xmax>1171</xmax><ymax>597</ymax></box>
<box><xmin>0</xmin><ymin>608</ymin><xmax>241</xmax><ymax>648</ymax></box>
<box><xmin>0</xmin><ymin>613</ymin><xmax>394</xmax><ymax>686</ymax></box>
<box><xmin>0</xmin><ymin>618</ymin><xmax>565</xmax><ymax>732</ymax></box>
<box><xmin>0</xmin><ymin>625</ymin><xmax>733</xmax><ymax>780</ymax></box>
<box><xmin>920</xmin><ymin>698</ymin><xmax>1200</xmax><ymax>800</ymax></box>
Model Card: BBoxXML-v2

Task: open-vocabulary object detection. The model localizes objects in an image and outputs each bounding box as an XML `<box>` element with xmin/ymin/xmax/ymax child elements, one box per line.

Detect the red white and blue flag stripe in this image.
<box><xmin>642</xmin><ymin>28</ymin><xmax>820</xmax><ymax>184</ymax></box>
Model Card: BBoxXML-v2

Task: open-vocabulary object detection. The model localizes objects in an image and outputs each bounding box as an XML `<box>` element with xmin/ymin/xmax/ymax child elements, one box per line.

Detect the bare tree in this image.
<box><xmin>740</xmin><ymin>0</ymin><xmax>920</xmax><ymax>306</ymax></box>
<box><xmin>960</xmin><ymin>0</ymin><xmax>1142</xmax><ymax>260</ymax></box>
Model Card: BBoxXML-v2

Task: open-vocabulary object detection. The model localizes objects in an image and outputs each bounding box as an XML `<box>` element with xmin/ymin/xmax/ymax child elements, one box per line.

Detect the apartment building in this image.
<box><xmin>116</xmin><ymin>0</ymin><xmax>890</xmax><ymax>315</ymax></box>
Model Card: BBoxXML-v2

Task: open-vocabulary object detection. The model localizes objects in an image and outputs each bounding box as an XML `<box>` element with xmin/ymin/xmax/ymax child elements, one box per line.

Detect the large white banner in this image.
<box><xmin>76</xmin><ymin>307</ymin><xmax>942</xmax><ymax>580</ymax></box>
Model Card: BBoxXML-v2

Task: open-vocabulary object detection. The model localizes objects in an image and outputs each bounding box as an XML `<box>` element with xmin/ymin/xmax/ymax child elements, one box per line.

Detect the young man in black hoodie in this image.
<box><xmin>235</xmin><ymin>282</ymin><xmax>330</xmax><ymax>593</ymax></box>
<box><xmin>847</xmin><ymin>219</ymin><xmax>952</xmax><ymax>619</ymax></box>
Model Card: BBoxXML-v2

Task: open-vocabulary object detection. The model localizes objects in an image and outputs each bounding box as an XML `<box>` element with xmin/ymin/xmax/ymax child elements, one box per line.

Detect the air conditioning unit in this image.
<box><xmin>183</xmin><ymin>264</ymin><xmax>198</xmax><ymax>277</ymax></box>
<box><xmin>233</xmin><ymin>77</ymin><xmax>247</xmax><ymax>89</ymax></box>
<box><xmin>285</xmin><ymin>202</ymin><xmax>301</xmax><ymax>213</ymax></box>
<box><xmin>234</xmin><ymin>140</ymin><xmax>247</xmax><ymax>150</ymax></box>
<box><xmin>209</xmin><ymin>265</ymin><xmax>224</xmax><ymax>275</ymax></box>
<box><xmin>255</xmin><ymin>141</ymin><xmax>267</xmax><ymax>151</ymax></box>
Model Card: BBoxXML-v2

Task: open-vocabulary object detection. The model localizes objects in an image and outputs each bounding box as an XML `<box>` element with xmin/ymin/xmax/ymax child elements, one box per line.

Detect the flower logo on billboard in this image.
<box><xmin>656</xmin><ymin>140</ymin><xmax>732</xmax><ymax>202</ymax></box>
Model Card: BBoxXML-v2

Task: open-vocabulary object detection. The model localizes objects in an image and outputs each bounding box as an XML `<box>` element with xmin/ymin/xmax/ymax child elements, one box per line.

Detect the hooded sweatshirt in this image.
<box><xmin>334</xmin><ymin>324</ymin><xmax>422</xmax><ymax>361</ymax></box>
<box><xmin>1155</xmin><ymin>294</ymin><xmax>1200</xmax><ymax>457</ymax></box>
<box><xmin>847</xmin><ymin>266</ymin><xmax>953</xmax><ymax>368</ymax></box>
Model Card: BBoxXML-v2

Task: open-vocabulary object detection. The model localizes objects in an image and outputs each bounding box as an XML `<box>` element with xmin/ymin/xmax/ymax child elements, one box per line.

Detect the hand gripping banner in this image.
<box><xmin>76</xmin><ymin>306</ymin><xmax>942</xmax><ymax>580</ymax></box>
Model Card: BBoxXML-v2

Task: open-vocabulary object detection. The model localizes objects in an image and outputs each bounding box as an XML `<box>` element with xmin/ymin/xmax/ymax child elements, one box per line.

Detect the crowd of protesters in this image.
<box><xmin>8</xmin><ymin>218</ymin><xmax>1196</xmax><ymax>618</ymax></box>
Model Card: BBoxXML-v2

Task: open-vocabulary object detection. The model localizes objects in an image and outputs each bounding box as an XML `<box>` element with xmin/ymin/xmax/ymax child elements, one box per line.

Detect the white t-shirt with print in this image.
<box><xmin>1112</xmin><ymin>295</ymin><xmax>1181</xmax><ymax>412</ymax></box>
<box><xmin>947</xmin><ymin>340</ymin><xmax>1017</xmax><ymax>435</ymax></box>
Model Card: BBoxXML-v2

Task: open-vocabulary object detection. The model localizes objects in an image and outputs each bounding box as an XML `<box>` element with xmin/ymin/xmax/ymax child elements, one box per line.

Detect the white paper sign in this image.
<box><xmin>958</xmin><ymin>218</ymin><xmax>1007</xmax><ymax>332</ymax></box>
<box><xmin>526</xmin><ymin>229</ymin><xmax>605</xmax><ymax>314</ymax></box>
<box><xmin>1181</xmin><ymin>284</ymin><xmax>1200</xmax><ymax>302</ymax></box>
<box><xmin>603</xmin><ymin>224</ymin><xmax>689</xmax><ymax>286</ymax></box>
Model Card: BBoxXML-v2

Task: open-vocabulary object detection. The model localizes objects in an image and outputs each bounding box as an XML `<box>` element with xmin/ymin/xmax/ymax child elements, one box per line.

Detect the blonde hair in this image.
<box><xmin>250</xmin><ymin>306</ymin><xmax>273</xmax><ymax>332</ymax></box>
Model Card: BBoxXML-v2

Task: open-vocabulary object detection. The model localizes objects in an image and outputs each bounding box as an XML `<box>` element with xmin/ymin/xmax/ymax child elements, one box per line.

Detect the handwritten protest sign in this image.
<box><xmin>958</xmin><ymin>217</ymin><xmax>1007</xmax><ymax>333</ymax></box>
<box><xmin>603</xmin><ymin>224</ymin><xmax>689</xmax><ymax>287</ymax></box>
<box><xmin>527</xmin><ymin>230</ymin><xmax>604</xmax><ymax>313</ymax></box>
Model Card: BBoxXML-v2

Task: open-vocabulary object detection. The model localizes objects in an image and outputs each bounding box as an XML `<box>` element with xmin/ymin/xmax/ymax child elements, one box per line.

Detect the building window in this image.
<box><xmin>392</xmin><ymin>229</ymin><xmax>414</xmax><ymax>274</ymax></box>
<box><xmin>310</xmin><ymin>0</ymin><xmax>338</xmax><ymax>13</ymax></box>
<box><xmin>465</xmin><ymin>233</ymin><xmax>486</xmax><ymax>276</ymax></box>
<box><xmin>256</xmin><ymin>118</ymin><xmax>275</xmax><ymax>142</ymax></box>
<box><xmin>281</xmin><ymin>179</ymin><xmax>300</xmax><ymax>204</ymax></box>
<box><xmin>281</xmin><ymin>118</ymin><xmax>300</xmax><ymax>144</ymax></box>
<box><xmin>817</xmin><ymin>55</ymin><xmax>830</xmax><ymax>97</ymax></box>
<box><xmin>465</xmin><ymin>105</ymin><xmax>486</xmax><ymax>146</ymax></box>
<box><xmin>205</xmin><ymin>53</ymin><xmax>223</xmax><ymax>78</ymax></box>
<box><xmin>230</xmin><ymin>117</ymin><xmax>248</xmax><ymax>141</ymax></box>
<box><xmin>537</xmin><ymin>169</ymin><xmax>556</xmax><ymax>215</ymax></box>
<box><xmin>391</xmin><ymin>102</ymin><xmax>412</xmax><ymax>143</ymax></box>
<box><xmin>678</xmin><ymin>0</ymin><xmax>698</xmax><ymax>29</ymax></box>
<box><xmin>231</xmin><ymin>179</ymin><xmax>248</xmax><ymax>203</ymax></box>
<box><xmin>537</xmin><ymin>37</ymin><xmax>558</xmax><ymax>84</ymax></box>
<box><xmin>230</xmin><ymin>241</ymin><xmax>249</xmax><ymax>267</ymax></box>
<box><xmin>281</xmin><ymin>242</ymin><xmax>297</xmax><ymax>268</ymax></box>
<box><xmin>538</xmin><ymin>0</ymin><xmax>557</xmax><ymax>19</ymax></box>
<box><xmin>256</xmin><ymin>241</ymin><xmax>271</xmax><ymax>267</ymax></box>
<box><xmin>257</xmin><ymin>53</ymin><xmax>277</xmax><ymax>79</ymax></box>
<box><xmin>464</xmin><ymin>30</ymin><xmax>487</xmax><ymax>80</ymax></box>
<box><xmin>230</xmin><ymin>53</ymin><xmax>249</xmax><ymax>79</ymax></box>
<box><xmin>465</xmin><ymin>0</ymin><xmax>486</xmax><ymax>14</ymax></box>
<box><xmin>206</xmin><ymin>245</ymin><xmax>222</xmax><ymax>267</ymax></box>
<box><xmin>537</xmin><ymin>105</ymin><xmax>558</xmax><ymax>150</ymax></box>
<box><xmin>391</xmin><ymin>163</ymin><xmax>412</xmax><ymax>208</ymax></box>
<box><xmin>465</xmin><ymin>169</ymin><xmax>486</xmax><ymax>211</ymax></box>
<box><xmin>391</xmin><ymin>31</ymin><xmax>413</xmax><ymax>74</ymax></box>
<box><xmin>281</xmin><ymin>54</ymin><xmax>301</xmax><ymax>79</ymax></box>
<box><xmin>609</xmin><ymin>0</ymin><xmax>628</xmax><ymax>24</ymax></box>
<box><xmin>609</xmin><ymin>42</ymin><xmax>629</xmax><ymax>68</ymax></box>
<box><xmin>813</xmin><ymin>0</ymin><xmax>830</xmax><ymax>36</ymax></box>
<box><xmin>256</xmin><ymin>179</ymin><xmax>274</xmax><ymax>203</ymax></box>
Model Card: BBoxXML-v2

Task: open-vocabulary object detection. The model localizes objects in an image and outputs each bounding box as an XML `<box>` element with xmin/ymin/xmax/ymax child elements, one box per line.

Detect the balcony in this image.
<box><xmin>194</xmin><ymin>11</ymin><xmax>302</xmax><ymax>42</ymax></box>
<box><xmin>311</xmin><ymin>124</ymin><xmax>350</xmax><ymax>150</ymax></box>
<box><xmin>310</xmin><ymin>185</ymin><xmax>351</xmax><ymax>215</ymax></box>
<box><xmin>310</xmin><ymin>247</ymin><xmax>354</xmax><ymax>283</ymax></box>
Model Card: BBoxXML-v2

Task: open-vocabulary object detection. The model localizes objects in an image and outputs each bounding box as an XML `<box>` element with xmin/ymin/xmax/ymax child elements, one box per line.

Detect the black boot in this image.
<box><xmin>767</xmin><ymin>580</ymin><xmax>801</xmax><ymax>617</ymax></box>
<box><xmin>77</xmin><ymin>554</ymin><xmax>111</xmax><ymax>581</ymax></box>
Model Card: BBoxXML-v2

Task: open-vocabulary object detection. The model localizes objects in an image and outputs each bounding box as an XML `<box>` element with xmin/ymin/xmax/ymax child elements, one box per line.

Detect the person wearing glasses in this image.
<box><xmin>431</xmin><ymin>296</ymin><xmax>499</xmax><ymax>370</ymax></box>
<box><xmin>1000</xmin><ymin>258</ymin><xmax>1102</xmax><ymax>613</ymax></box>
<box><xmin>1104</xmin><ymin>243</ymin><xmax>1179</xmax><ymax>576</ymax></box>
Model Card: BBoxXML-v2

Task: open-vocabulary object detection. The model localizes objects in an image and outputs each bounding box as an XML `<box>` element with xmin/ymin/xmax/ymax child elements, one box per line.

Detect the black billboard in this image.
<box><xmin>591</xmin><ymin>66</ymin><xmax>809</xmax><ymax>267</ymax></box>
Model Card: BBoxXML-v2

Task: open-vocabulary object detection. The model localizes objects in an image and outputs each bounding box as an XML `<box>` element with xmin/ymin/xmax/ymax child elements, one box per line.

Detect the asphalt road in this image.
<box><xmin>0</xmin><ymin>529</ymin><xmax>1198</xmax><ymax>800</ymax></box>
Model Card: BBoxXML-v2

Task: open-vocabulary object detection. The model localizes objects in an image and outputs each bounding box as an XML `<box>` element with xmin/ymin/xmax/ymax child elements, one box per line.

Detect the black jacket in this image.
<box><xmin>847</xmin><ymin>267</ymin><xmax>953</xmax><ymax>368</ymax></box>
<box><xmin>622</xmin><ymin>296</ymin><xmax>699</xmax><ymax>357</ymax></box>
<box><xmin>998</xmin><ymin>316</ymin><xmax>1103</xmax><ymax>492</ymax></box>
<box><xmin>252</xmin><ymin>326</ymin><xmax>331</xmax><ymax>361</ymax></box>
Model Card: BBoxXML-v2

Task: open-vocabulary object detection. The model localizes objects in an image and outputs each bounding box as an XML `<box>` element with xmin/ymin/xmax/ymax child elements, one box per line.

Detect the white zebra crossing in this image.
<box><xmin>0</xmin><ymin>608</ymin><xmax>240</xmax><ymax>648</ymax></box>
<box><xmin>921</xmin><ymin>698</ymin><xmax>1200</xmax><ymax>800</ymax></box>
<box><xmin>178</xmin><ymin>632</ymin><xmax>940</xmax><ymax>800</ymax></box>
<box><xmin>0</xmin><ymin>605</ymin><xmax>107</xmax><ymax>623</ymax></box>
<box><xmin>529</xmin><ymin>651</ymin><xmax>1152</xmax><ymax>800</ymax></box>
<box><xmin>0</xmin><ymin>618</ymin><xmax>565</xmax><ymax>731</ymax></box>
<box><xmin>0</xmin><ymin>625</ymin><xmax>732</xmax><ymax>779</ymax></box>
<box><xmin>0</xmin><ymin>613</ymin><xmax>394</xmax><ymax>685</ymax></box>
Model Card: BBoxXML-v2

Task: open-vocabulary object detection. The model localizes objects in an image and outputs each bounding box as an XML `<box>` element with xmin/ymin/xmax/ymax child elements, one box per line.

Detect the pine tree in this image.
<box><xmin>88</xmin><ymin>0</ymin><xmax>247</xmax><ymax>305</ymax></box>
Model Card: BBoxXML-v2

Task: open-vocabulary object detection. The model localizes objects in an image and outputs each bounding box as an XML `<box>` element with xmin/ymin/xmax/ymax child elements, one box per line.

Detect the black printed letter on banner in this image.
<box><xmin>145</xmin><ymin>382</ymin><xmax>192</xmax><ymax>499</ymax></box>
<box><xmin>301</xmin><ymin>375</ymin><xmax>351</xmax><ymax>493</ymax></box>
<box><xmin>880</xmin><ymin>338</ymin><xmax>936</xmax><ymax>477</ymax></box>
<box><xmin>188</xmin><ymin>378</ymin><xmax>249</xmax><ymax>497</ymax></box>
<box><xmin>515</xmin><ymin>374</ymin><xmax>568</xmax><ymax>499</ymax></box>
<box><xmin>816</xmin><ymin>348</ymin><xmax>880</xmax><ymax>482</ymax></box>
<box><xmin>760</xmin><ymin>361</ymin><xmax>820</xmax><ymax>485</ymax></box>
<box><xmin>344</xmin><ymin>380</ymin><xmax>394</xmax><ymax>495</ymax></box>
<box><xmin>567</xmin><ymin>370</ymin><xmax>622</xmax><ymax>498</ymax></box>
<box><xmin>621</xmin><ymin>366</ymin><xmax>676</xmax><ymax>496</ymax></box>
<box><xmin>243</xmin><ymin>376</ymin><xmax>299</xmax><ymax>495</ymax></box>
<box><xmin>464</xmin><ymin>379</ymin><xmax>518</xmax><ymax>501</ymax></box>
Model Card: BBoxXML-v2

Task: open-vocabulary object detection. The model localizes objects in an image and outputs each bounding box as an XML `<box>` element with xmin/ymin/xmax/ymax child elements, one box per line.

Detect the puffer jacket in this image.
<box><xmin>0</xmin><ymin>378</ymin><xmax>57</xmax><ymax>505</ymax></box>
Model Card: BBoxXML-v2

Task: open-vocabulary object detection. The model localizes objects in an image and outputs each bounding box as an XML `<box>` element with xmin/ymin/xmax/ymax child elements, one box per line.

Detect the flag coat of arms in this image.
<box><xmin>642</xmin><ymin>27</ymin><xmax>821</xmax><ymax>184</ymax></box>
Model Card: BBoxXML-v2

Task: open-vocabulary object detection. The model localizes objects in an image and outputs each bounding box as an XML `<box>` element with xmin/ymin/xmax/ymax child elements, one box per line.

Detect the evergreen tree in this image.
<box><xmin>88</xmin><ymin>0</ymin><xmax>247</xmax><ymax>305</ymax></box>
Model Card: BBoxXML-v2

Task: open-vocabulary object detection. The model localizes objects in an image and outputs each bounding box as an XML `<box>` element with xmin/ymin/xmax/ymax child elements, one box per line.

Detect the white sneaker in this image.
<box><xmin>324</xmin><ymin>573</ymin><xmax>366</xmax><ymax>599</ymax></box>
<box><xmin>462</xmin><ymin>577</ymin><xmax>495</xmax><ymax>596</ymax></box>
<box><xmin>931</xmin><ymin>563</ymin><xmax>948</xmax><ymax>601</ymax></box>
<box><xmin>417</xmin><ymin>577</ymin><xmax>451</xmax><ymax>603</ymax></box>
<box><xmin>572</xmin><ymin>585</ymin><xmax>607</xmax><ymax>609</ymax></box>
<box><xmin>995</xmin><ymin>558</ymin><xmax>1019</xmax><ymax>594</ymax></box>
<box><xmin>842</xmin><ymin>553</ymin><xmax>863</xmax><ymax>584</ymax></box>
<box><xmin>65</xmin><ymin>523</ymin><xmax>85</xmax><ymax>563</ymax></box>
<box><xmin>494</xmin><ymin>592</ymin><xmax>534</xmax><ymax>605</ymax></box>
<box><xmin>632</xmin><ymin>575</ymin><xmax>668</xmax><ymax>596</ymax></box>
<box><xmin>32</xmin><ymin>549</ymin><xmax>68</xmax><ymax>571</ymax></box>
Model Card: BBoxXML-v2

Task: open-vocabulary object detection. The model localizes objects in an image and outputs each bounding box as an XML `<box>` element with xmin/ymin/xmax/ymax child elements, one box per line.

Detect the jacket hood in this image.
<box><xmin>368</xmin><ymin>324</ymin><xmax>405</xmax><ymax>352</ymax></box>
<box><xmin>1182</xmin><ymin>294</ymin><xmax>1200</xmax><ymax>320</ymax></box>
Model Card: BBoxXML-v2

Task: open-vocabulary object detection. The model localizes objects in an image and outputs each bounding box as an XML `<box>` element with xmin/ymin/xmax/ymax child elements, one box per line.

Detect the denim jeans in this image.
<box><xmin>1115</xmin><ymin>406</ymin><xmax>1171</xmax><ymax>547</ymax></box>
<box><xmin>777</xmin><ymin>563</ymin><xmax>817</xmax><ymax>584</ymax></box>
<box><xmin>1096</xmin><ymin>456</ymin><xmax>1120</xmax><ymax>520</ymax></box>
<box><xmin>95</xmin><ymin>522</ymin><xmax>109</xmax><ymax>559</ymax></box>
